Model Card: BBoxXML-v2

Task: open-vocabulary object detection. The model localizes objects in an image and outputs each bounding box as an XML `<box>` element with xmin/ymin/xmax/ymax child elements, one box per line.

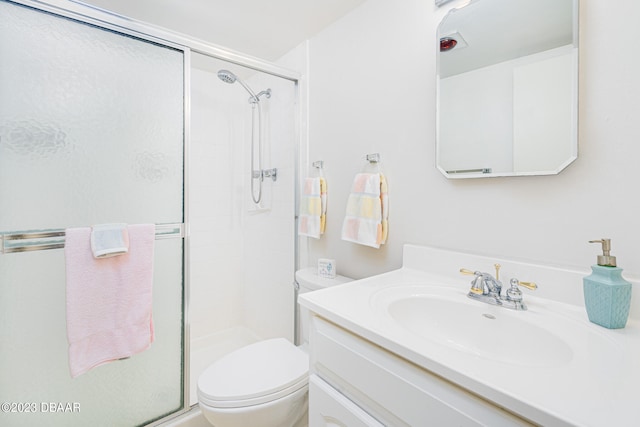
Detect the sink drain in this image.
<box><xmin>482</xmin><ymin>313</ymin><xmax>496</xmax><ymax>320</ymax></box>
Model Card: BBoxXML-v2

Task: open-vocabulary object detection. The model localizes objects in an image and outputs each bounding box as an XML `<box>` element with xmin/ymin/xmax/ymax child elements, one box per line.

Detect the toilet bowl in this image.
<box><xmin>197</xmin><ymin>268</ymin><xmax>353</xmax><ymax>427</ymax></box>
<box><xmin>198</xmin><ymin>338</ymin><xmax>308</xmax><ymax>427</ymax></box>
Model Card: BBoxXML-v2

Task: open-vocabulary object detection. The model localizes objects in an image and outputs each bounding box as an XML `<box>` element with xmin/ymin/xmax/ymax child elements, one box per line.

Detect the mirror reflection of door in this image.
<box><xmin>436</xmin><ymin>0</ymin><xmax>579</xmax><ymax>178</ymax></box>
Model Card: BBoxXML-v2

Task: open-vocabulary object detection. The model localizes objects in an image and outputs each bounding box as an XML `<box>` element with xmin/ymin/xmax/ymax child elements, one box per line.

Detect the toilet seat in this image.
<box><xmin>197</xmin><ymin>338</ymin><xmax>308</xmax><ymax>409</ymax></box>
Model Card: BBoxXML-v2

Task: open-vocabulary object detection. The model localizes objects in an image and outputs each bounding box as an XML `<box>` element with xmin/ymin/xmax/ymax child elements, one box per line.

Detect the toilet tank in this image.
<box><xmin>295</xmin><ymin>267</ymin><xmax>353</xmax><ymax>346</ymax></box>
<box><xmin>296</xmin><ymin>267</ymin><xmax>353</xmax><ymax>294</ymax></box>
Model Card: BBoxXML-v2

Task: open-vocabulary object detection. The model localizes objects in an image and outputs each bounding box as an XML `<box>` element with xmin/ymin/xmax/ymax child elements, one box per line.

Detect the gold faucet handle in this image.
<box><xmin>459</xmin><ymin>268</ymin><xmax>477</xmax><ymax>276</ymax></box>
<box><xmin>517</xmin><ymin>281</ymin><xmax>538</xmax><ymax>291</ymax></box>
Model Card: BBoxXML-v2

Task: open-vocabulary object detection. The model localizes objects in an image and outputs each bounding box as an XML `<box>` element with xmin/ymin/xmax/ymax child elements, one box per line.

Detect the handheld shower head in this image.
<box><xmin>217</xmin><ymin>69</ymin><xmax>273</xmax><ymax>205</ymax></box>
<box><xmin>217</xmin><ymin>69</ymin><xmax>237</xmax><ymax>84</ymax></box>
<box><xmin>217</xmin><ymin>69</ymin><xmax>259</xmax><ymax>102</ymax></box>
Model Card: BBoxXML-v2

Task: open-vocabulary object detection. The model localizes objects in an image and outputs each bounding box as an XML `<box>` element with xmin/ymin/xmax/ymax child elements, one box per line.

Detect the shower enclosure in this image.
<box><xmin>188</xmin><ymin>53</ymin><xmax>298</xmax><ymax>405</ymax></box>
<box><xmin>0</xmin><ymin>0</ymin><xmax>300</xmax><ymax>425</ymax></box>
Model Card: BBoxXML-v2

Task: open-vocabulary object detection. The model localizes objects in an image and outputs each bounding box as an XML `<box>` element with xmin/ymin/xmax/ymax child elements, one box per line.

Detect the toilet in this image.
<box><xmin>197</xmin><ymin>267</ymin><xmax>353</xmax><ymax>427</ymax></box>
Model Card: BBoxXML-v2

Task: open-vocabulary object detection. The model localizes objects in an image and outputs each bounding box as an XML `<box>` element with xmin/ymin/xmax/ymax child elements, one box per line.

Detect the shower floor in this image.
<box><xmin>189</xmin><ymin>326</ymin><xmax>261</xmax><ymax>405</ymax></box>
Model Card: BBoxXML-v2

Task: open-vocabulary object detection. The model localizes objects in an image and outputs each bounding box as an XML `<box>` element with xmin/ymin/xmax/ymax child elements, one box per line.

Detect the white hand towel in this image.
<box><xmin>91</xmin><ymin>223</ymin><xmax>129</xmax><ymax>258</ymax></box>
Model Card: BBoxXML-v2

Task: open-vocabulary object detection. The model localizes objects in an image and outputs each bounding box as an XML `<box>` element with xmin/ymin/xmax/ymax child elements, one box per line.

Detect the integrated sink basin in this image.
<box><xmin>373</xmin><ymin>284</ymin><xmax>578</xmax><ymax>367</ymax></box>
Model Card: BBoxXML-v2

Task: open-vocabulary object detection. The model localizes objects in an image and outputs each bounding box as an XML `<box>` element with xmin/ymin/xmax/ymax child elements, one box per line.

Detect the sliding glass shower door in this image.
<box><xmin>0</xmin><ymin>1</ymin><xmax>186</xmax><ymax>426</ymax></box>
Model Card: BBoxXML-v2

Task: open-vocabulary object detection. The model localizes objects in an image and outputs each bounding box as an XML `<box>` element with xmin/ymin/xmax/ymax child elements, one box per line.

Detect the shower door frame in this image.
<box><xmin>8</xmin><ymin>0</ymin><xmax>303</xmax><ymax>424</ymax></box>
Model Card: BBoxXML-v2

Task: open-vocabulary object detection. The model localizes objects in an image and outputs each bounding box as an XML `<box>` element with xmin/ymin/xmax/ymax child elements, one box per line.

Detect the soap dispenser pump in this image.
<box><xmin>583</xmin><ymin>239</ymin><xmax>632</xmax><ymax>329</ymax></box>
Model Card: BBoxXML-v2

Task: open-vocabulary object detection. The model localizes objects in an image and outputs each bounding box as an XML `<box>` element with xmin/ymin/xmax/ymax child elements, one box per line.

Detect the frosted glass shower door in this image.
<box><xmin>0</xmin><ymin>2</ymin><xmax>185</xmax><ymax>426</ymax></box>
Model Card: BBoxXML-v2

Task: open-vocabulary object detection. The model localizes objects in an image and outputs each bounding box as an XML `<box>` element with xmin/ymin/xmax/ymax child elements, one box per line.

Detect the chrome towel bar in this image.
<box><xmin>0</xmin><ymin>223</ymin><xmax>184</xmax><ymax>254</ymax></box>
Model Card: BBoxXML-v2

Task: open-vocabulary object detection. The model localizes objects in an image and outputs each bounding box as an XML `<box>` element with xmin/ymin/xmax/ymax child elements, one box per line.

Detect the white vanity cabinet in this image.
<box><xmin>308</xmin><ymin>316</ymin><xmax>532</xmax><ymax>427</ymax></box>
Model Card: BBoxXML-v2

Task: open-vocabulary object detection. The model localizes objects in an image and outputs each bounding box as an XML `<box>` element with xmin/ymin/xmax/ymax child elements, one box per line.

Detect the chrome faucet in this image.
<box><xmin>460</xmin><ymin>264</ymin><xmax>537</xmax><ymax>311</ymax></box>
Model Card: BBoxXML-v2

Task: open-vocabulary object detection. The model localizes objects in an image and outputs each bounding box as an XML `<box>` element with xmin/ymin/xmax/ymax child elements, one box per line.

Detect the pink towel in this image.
<box><xmin>65</xmin><ymin>224</ymin><xmax>155</xmax><ymax>378</ymax></box>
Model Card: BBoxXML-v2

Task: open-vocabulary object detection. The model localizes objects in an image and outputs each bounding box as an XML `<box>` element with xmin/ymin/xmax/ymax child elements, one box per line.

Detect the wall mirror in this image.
<box><xmin>436</xmin><ymin>0</ymin><xmax>579</xmax><ymax>178</ymax></box>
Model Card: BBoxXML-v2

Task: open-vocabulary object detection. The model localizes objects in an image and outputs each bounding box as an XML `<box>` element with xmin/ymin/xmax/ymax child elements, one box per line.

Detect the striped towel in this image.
<box><xmin>341</xmin><ymin>173</ymin><xmax>388</xmax><ymax>248</ymax></box>
<box><xmin>298</xmin><ymin>177</ymin><xmax>327</xmax><ymax>239</ymax></box>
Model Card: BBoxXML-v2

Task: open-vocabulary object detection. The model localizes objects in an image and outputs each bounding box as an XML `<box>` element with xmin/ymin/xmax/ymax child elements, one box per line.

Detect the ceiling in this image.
<box><xmin>78</xmin><ymin>0</ymin><xmax>367</xmax><ymax>61</ymax></box>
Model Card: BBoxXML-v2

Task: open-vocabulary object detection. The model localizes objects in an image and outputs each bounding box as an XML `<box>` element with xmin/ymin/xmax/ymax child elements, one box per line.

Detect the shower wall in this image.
<box><xmin>189</xmin><ymin>53</ymin><xmax>296</xmax><ymax>403</ymax></box>
<box><xmin>241</xmin><ymin>69</ymin><xmax>297</xmax><ymax>341</ymax></box>
<box><xmin>190</xmin><ymin>64</ymin><xmax>246</xmax><ymax>342</ymax></box>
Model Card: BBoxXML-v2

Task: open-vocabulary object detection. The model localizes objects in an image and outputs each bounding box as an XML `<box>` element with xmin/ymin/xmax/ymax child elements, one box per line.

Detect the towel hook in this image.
<box><xmin>311</xmin><ymin>160</ymin><xmax>324</xmax><ymax>178</ymax></box>
<box><xmin>362</xmin><ymin>153</ymin><xmax>381</xmax><ymax>173</ymax></box>
<box><xmin>366</xmin><ymin>153</ymin><xmax>380</xmax><ymax>163</ymax></box>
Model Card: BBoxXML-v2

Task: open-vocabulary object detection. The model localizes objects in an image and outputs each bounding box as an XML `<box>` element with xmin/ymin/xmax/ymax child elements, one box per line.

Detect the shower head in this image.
<box><xmin>217</xmin><ymin>69</ymin><xmax>237</xmax><ymax>84</ymax></box>
<box><xmin>217</xmin><ymin>69</ymin><xmax>258</xmax><ymax>102</ymax></box>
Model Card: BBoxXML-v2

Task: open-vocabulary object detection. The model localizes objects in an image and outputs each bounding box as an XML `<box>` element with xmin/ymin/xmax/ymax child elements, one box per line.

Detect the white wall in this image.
<box><xmin>295</xmin><ymin>0</ymin><xmax>640</xmax><ymax>281</ymax></box>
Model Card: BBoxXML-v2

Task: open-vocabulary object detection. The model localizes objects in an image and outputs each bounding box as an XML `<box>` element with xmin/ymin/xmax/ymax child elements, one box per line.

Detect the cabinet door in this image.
<box><xmin>311</xmin><ymin>316</ymin><xmax>533</xmax><ymax>426</ymax></box>
<box><xmin>309</xmin><ymin>375</ymin><xmax>384</xmax><ymax>427</ymax></box>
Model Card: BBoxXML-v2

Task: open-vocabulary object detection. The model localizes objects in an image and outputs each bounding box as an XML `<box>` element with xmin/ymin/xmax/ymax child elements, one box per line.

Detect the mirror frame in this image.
<box><xmin>436</xmin><ymin>0</ymin><xmax>579</xmax><ymax>179</ymax></box>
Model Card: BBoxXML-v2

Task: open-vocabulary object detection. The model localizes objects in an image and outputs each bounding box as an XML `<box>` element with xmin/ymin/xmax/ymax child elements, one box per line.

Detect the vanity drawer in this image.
<box><xmin>309</xmin><ymin>374</ymin><xmax>385</xmax><ymax>427</ymax></box>
<box><xmin>310</xmin><ymin>316</ymin><xmax>532</xmax><ymax>426</ymax></box>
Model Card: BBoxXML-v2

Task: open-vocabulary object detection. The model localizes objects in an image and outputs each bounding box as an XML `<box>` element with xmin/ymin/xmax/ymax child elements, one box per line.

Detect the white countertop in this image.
<box><xmin>299</xmin><ymin>245</ymin><xmax>640</xmax><ymax>426</ymax></box>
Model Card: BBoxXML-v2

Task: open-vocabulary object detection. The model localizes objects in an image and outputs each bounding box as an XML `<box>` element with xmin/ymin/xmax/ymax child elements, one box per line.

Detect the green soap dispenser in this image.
<box><xmin>583</xmin><ymin>239</ymin><xmax>632</xmax><ymax>329</ymax></box>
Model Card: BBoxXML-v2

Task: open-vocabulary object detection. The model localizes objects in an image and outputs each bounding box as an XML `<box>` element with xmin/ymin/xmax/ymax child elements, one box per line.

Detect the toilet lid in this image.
<box><xmin>198</xmin><ymin>338</ymin><xmax>308</xmax><ymax>408</ymax></box>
